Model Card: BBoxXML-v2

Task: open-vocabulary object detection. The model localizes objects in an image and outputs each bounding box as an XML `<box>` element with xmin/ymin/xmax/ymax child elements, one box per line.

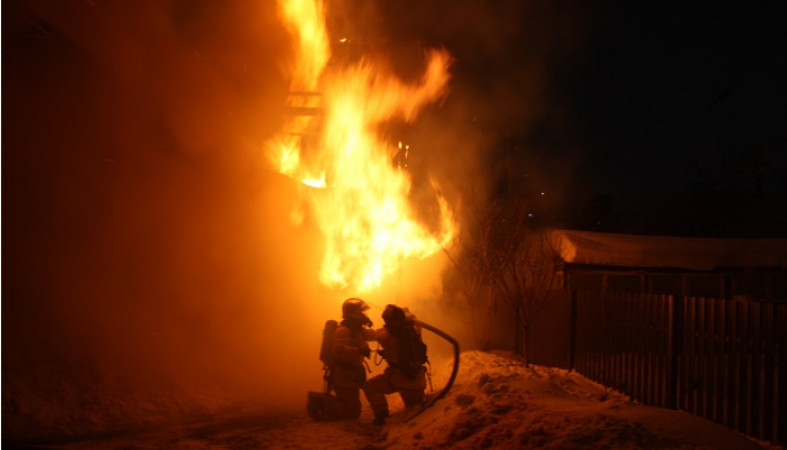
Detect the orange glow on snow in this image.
<box><xmin>268</xmin><ymin>0</ymin><xmax>457</xmax><ymax>292</ymax></box>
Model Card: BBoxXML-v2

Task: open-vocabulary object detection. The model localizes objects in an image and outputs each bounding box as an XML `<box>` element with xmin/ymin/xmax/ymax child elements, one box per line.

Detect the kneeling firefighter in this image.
<box><xmin>329</xmin><ymin>298</ymin><xmax>376</xmax><ymax>419</ymax></box>
<box><xmin>363</xmin><ymin>304</ymin><xmax>428</xmax><ymax>425</ymax></box>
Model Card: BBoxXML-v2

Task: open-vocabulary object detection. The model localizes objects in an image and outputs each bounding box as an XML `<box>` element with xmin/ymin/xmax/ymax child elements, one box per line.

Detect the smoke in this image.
<box><xmin>2</xmin><ymin>0</ymin><xmax>340</xmax><ymax>440</ymax></box>
<box><xmin>321</xmin><ymin>0</ymin><xmax>596</xmax><ymax>338</ymax></box>
<box><xmin>326</xmin><ymin>0</ymin><xmax>597</xmax><ymax>223</ymax></box>
<box><xmin>3</xmin><ymin>0</ymin><xmax>595</xmax><ymax>442</ymax></box>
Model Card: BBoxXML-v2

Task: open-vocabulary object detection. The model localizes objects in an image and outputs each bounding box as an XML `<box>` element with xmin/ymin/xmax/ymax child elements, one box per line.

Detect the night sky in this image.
<box><xmin>573</xmin><ymin>2</ymin><xmax>786</xmax><ymax>192</ymax></box>
<box><xmin>576</xmin><ymin>2</ymin><xmax>786</xmax><ymax>236</ymax></box>
<box><xmin>325</xmin><ymin>0</ymin><xmax>787</xmax><ymax>236</ymax></box>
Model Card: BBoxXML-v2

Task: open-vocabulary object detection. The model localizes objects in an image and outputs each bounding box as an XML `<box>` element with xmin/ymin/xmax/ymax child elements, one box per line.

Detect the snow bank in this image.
<box><xmin>30</xmin><ymin>350</ymin><xmax>778</xmax><ymax>449</ymax></box>
<box><xmin>375</xmin><ymin>350</ymin><xmax>774</xmax><ymax>449</ymax></box>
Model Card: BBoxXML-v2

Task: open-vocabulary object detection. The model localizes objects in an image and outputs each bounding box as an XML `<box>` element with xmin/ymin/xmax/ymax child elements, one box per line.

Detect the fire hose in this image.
<box><xmin>403</xmin><ymin>320</ymin><xmax>460</xmax><ymax>422</ymax></box>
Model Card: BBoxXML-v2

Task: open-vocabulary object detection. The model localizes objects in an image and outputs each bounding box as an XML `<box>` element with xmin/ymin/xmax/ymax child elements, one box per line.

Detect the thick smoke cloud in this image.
<box><xmin>3</xmin><ymin>0</ymin><xmax>336</xmax><ymax>440</ymax></box>
<box><xmin>328</xmin><ymin>0</ymin><xmax>594</xmax><ymax>206</ymax></box>
<box><xmin>3</xmin><ymin>0</ymin><xmax>593</xmax><ymax>442</ymax></box>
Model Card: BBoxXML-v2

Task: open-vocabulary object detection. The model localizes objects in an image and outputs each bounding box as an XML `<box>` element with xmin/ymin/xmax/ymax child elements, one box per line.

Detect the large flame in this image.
<box><xmin>268</xmin><ymin>0</ymin><xmax>457</xmax><ymax>292</ymax></box>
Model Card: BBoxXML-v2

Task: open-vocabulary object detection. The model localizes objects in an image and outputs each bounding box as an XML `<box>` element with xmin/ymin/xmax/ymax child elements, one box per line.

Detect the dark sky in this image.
<box><xmin>561</xmin><ymin>1</ymin><xmax>787</xmax><ymax>237</ymax></box>
<box><xmin>384</xmin><ymin>1</ymin><xmax>787</xmax><ymax>187</ymax></box>
<box><xmin>571</xmin><ymin>2</ymin><xmax>787</xmax><ymax>195</ymax></box>
<box><xmin>326</xmin><ymin>1</ymin><xmax>787</xmax><ymax>236</ymax></box>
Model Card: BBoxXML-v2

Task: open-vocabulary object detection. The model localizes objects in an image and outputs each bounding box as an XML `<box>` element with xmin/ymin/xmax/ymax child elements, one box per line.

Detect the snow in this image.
<box><xmin>51</xmin><ymin>350</ymin><xmax>779</xmax><ymax>450</ymax></box>
<box><xmin>551</xmin><ymin>229</ymin><xmax>787</xmax><ymax>271</ymax></box>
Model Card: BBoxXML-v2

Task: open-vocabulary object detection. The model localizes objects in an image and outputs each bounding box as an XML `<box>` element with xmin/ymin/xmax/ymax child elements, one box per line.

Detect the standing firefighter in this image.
<box><xmin>328</xmin><ymin>297</ymin><xmax>375</xmax><ymax>419</ymax></box>
<box><xmin>363</xmin><ymin>304</ymin><xmax>428</xmax><ymax>425</ymax></box>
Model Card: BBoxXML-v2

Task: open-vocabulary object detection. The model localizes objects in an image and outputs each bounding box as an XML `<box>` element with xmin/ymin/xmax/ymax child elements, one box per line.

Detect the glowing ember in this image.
<box><xmin>268</xmin><ymin>0</ymin><xmax>457</xmax><ymax>291</ymax></box>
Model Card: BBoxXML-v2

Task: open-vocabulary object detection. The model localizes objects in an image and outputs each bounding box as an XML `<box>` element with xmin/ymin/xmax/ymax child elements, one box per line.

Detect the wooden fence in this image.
<box><xmin>571</xmin><ymin>291</ymin><xmax>787</xmax><ymax>446</ymax></box>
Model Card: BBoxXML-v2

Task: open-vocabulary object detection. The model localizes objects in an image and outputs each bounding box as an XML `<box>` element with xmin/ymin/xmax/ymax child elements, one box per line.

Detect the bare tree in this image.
<box><xmin>446</xmin><ymin>192</ymin><xmax>564</xmax><ymax>364</ymax></box>
<box><xmin>482</xmin><ymin>201</ymin><xmax>565</xmax><ymax>363</ymax></box>
<box><xmin>443</xmin><ymin>200</ymin><xmax>497</xmax><ymax>350</ymax></box>
<box><xmin>504</xmin><ymin>230</ymin><xmax>563</xmax><ymax>365</ymax></box>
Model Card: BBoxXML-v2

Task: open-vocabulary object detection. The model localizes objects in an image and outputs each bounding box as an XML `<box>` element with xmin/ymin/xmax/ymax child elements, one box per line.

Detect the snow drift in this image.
<box><xmin>45</xmin><ymin>351</ymin><xmax>776</xmax><ymax>449</ymax></box>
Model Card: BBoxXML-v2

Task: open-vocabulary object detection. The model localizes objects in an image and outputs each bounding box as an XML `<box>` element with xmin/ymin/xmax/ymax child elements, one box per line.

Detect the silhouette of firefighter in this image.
<box><xmin>329</xmin><ymin>297</ymin><xmax>375</xmax><ymax>419</ymax></box>
<box><xmin>363</xmin><ymin>304</ymin><xmax>428</xmax><ymax>425</ymax></box>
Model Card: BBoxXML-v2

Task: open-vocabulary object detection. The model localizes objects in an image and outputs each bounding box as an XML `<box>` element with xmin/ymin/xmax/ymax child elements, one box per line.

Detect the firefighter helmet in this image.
<box><xmin>382</xmin><ymin>304</ymin><xmax>407</xmax><ymax>326</ymax></box>
<box><xmin>342</xmin><ymin>297</ymin><xmax>370</xmax><ymax>320</ymax></box>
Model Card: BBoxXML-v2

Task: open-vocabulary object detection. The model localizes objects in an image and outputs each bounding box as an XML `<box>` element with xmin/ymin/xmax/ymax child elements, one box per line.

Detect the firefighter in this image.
<box><xmin>330</xmin><ymin>297</ymin><xmax>375</xmax><ymax>419</ymax></box>
<box><xmin>363</xmin><ymin>304</ymin><xmax>428</xmax><ymax>425</ymax></box>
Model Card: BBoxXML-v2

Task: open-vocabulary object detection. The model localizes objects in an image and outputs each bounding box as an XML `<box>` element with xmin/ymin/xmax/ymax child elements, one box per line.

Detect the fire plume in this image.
<box><xmin>268</xmin><ymin>0</ymin><xmax>457</xmax><ymax>292</ymax></box>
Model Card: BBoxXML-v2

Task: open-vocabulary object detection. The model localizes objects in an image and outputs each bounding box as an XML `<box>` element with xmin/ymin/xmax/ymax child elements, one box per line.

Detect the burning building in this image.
<box><xmin>2</xmin><ymin>0</ymin><xmax>469</xmax><ymax>443</ymax></box>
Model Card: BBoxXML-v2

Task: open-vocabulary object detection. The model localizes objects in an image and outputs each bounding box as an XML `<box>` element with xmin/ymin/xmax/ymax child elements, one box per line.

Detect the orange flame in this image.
<box><xmin>269</xmin><ymin>0</ymin><xmax>457</xmax><ymax>292</ymax></box>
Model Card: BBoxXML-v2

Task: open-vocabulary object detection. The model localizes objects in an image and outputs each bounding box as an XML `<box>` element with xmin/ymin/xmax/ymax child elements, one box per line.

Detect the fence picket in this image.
<box><xmin>689</xmin><ymin>296</ymin><xmax>699</xmax><ymax>414</ymax></box>
<box><xmin>777</xmin><ymin>305</ymin><xmax>786</xmax><ymax>445</ymax></box>
<box><xmin>763</xmin><ymin>302</ymin><xmax>775</xmax><ymax>441</ymax></box>
<box><xmin>747</xmin><ymin>302</ymin><xmax>763</xmax><ymax>436</ymax></box>
<box><xmin>699</xmin><ymin>297</ymin><xmax>709</xmax><ymax>417</ymax></box>
<box><xmin>716</xmin><ymin>297</ymin><xmax>727</xmax><ymax>425</ymax></box>
<box><xmin>569</xmin><ymin>290</ymin><xmax>785</xmax><ymax>447</ymax></box>
<box><xmin>708</xmin><ymin>296</ymin><xmax>718</xmax><ymax>422</ymax></box>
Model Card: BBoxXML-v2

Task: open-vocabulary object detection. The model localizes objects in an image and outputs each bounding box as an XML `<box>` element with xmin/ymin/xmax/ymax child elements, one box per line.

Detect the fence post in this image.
<box><xmin>569</xmin><ymin>290</ymin><xmax>577</xmax><ymax>372</ymax></box>
<box><xmin>778</xmin><ymin>303</ymin><xmax>787</xmax><ymax>447</ymax></box>
<box><xmin>668</xmin><ymin>294</ymin><xmax>684</xmax><ymax>409</ymax></box>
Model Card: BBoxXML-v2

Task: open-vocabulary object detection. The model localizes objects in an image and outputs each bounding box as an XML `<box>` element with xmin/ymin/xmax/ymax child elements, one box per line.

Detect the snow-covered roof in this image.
<box><xmin>550</xmin><ymin>229</ymin><xmax>787</xmax><ymax>271</ymax></box>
